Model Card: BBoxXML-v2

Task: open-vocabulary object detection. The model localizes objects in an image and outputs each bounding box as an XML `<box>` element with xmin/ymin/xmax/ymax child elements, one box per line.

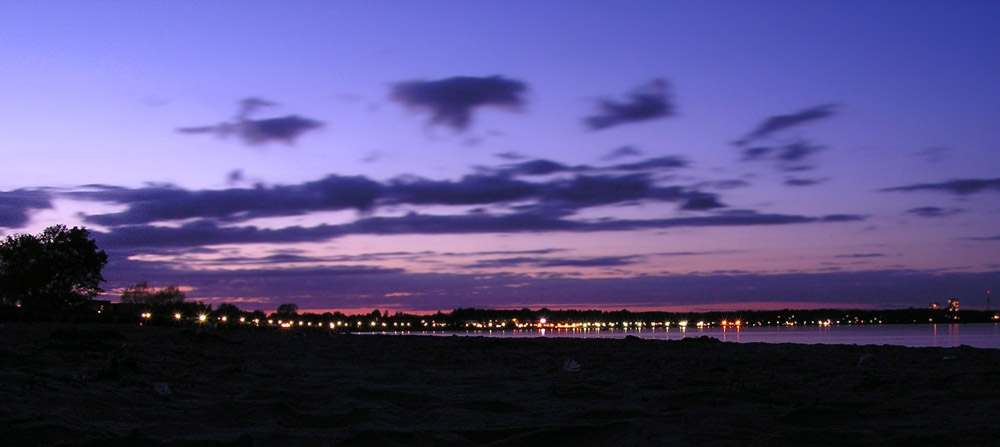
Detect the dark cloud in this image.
<box><xmin>741</xmin><ymin>140</ymin><xmax>826</xmax><ymax>172</ymax></box>
<box><xmin>226</xmin><ymin>170</ymin><xmax>245</xmax><ymax>186</ymax></box>
<box><xmin>96</xmin><ymin>210</ymin><xmax>864</xmax><ymax>250</ymax></box>
<box><xmin>778</xmin><ymin>141</ymin><xmax>825</xmax><ymax>163</ymax></box>
<box><xmin>735</xmin><ymin>103</ymin><xmax>837</xmax><ymax>146</ymax></box>
<box><xmin>177</xmin><ymin>97</ymin><xmax>323</xmax><ymax>145</ymax></box>
<box><xmin>489</xmin><ymin>155</ymin><xmax>687</xmax><ymax>178</ymax></box>
<box><xmin>76</xmin><ymin>159</ymin><xmax>716</xmax><ymax>227</ymax></box>
<box><xmin>834</xmin><ymin>253</ymin><xmax>886</xmax><ymax>259</ymax></box>
<box><xmin>473</xmin><ymin>255</ymin><xmax>641</xmax><ymax>269</ymax></box>
<box><xmin>584</xmin><ymin>79</ymin><xmax>674</xmax><ymax>130</ymax></box>
<box><xmin>0</xmin><ymin>189</ymin><xmax>52</xmax><ymax>229</ymax></box>
<box><xmin>784</xmin><ymin>177</ymin><xmax>829</xmax><ymax>187</ymax></box>
<box><xmin>963</xmin><ymin>235</ymin><xmax>1000</xmax><ymax>242</ymax></box>
<box><xmin>494</xmin><ymin>151</ymin><xmax>526</xmax><ymax>160</ymax></box>
<box><xmin>609</xmin><ymin>156</ymin><xmax>688</xmax><ymax>171</ymax></box>
<box><xmin>544</xmin><ymin>174</ymin><xmax>658</xmax><ymax>205</ymax></box>
<box><xmin>915</xmin><ymin>147</ymin><xmax>950</xmax><ymax>163</ymax></box>
<box><xmin>76</xmin><ymin>175</ymin><xmax>383</xmax><ymax>226</ymax></box>
<box><xmin>906</xmin><ymin>207</ymin><xmax>963</xmax><ymax>218</ymax></box>
<box><xmin>680</xmin><ymin>195</ymin><xmax>726</xmax><ymax>210</ymax></box>
<box><xmin>695</xmin><ymin>180</ymin><xmax>752</xmax><ymax>190</ymax></box>
<box><xmin>361</xmin><ymin>151</ymin><xmax>384</xmax><ymax>163</ymax></box>
<box><xmin>94</xmin><ymin>220</ymin><xmax>344</xmax><ymax>249</ymax></box>
<box><xmin>602</xmin><ymin>146</ymin><xmax>644</xmax><ymax>161</ymax></box>
<box><xmin>71</xmin><ymin>153</ymin><xmax>872</xmax><ymax>248</ymax></box>
<box><xmin>497</xmin><ymin>159</ymin><xmax>575</xmax><ymax>176</ymax></box>
<box><xmin>741</xmin><ymin>147</ymin><xmax>773</xmax><ymax>161</ymax></box>
<box><xmin>654</xmin><ymin>250</ymin><xmax>744</xmax><ymax>257</ymax></box>
<box><xmin>386</xmin><ymin>174</ymin><xmax>540</xmax><ymax>205</ymax></box>
<box><xmin>391</xmin><ymin>75</ymin><xmax>527</xmax><ymax>131</ymax></box>
<box><xmin>881</xmin><ymin>178</ymin><xmax>1000</xmax><ymax>195</ymax></box>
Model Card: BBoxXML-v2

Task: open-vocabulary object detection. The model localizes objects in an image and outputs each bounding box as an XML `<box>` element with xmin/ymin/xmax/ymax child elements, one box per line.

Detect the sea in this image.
<box><xmin>369</xmin><ymin>323</ymin><xmax>1000</xmax><ymax>349</ymax></box>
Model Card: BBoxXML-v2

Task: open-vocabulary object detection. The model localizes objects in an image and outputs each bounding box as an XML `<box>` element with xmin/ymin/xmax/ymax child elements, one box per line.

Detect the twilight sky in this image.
<box><xmin>1</xmin><ymin>1</ymin><xmax>998</xmax><ymax>313</ymax></box>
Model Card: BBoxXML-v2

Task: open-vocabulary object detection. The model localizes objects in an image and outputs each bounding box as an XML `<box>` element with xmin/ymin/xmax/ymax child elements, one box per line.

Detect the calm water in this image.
<box><xmin>373</xmin><ymin>324</ymin><xmax>1000</xmax><ymax>349</ymax></box>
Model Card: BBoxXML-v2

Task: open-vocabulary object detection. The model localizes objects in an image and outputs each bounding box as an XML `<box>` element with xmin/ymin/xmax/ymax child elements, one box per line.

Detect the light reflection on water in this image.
<box><xmin>368</xmin><ymin>324</ymin><xmax>1000</xmax><ymax>349</ymax></box>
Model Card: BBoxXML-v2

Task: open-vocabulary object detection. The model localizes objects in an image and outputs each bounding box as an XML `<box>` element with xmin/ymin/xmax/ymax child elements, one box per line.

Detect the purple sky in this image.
<box><xmin>1</xmin><ymin>1</ymin><xmax>998</xmax><ymax>312</ymax></box>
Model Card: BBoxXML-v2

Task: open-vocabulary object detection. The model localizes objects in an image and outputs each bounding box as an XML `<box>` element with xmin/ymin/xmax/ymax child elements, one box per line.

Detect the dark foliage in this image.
<box><xmin>276</xmin><ymin>303</ymin><xmax>299</xmax><ymax>317</ymax></box>
<box><xmin>0</xmin><ymin>225</ymin><xmax>108</xmax><ymax>311</ymax></box>
<box><xmin>120</xmin><ymin>282</ymin><xmax>186</xmax><ymax>306</ymax></box>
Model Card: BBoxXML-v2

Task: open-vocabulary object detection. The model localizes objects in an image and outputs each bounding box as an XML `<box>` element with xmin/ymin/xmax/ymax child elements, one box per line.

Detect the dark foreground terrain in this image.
<box><xmin>2</xmin><ymin>322</ymin><xmax>999</xmax><ymax>446</ymax></box>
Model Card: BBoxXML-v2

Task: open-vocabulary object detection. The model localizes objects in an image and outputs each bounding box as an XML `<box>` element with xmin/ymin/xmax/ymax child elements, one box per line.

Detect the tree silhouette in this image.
<box><xmin>121</xmin><ymin>282</ymin><xmax>185</xmax><ymax>306</ymax></box>
<box><xmin>276</xmin><ymin>303</ymin><xmax>298</xmax><ymax>317</ymax></box>
<box><xmin>0</xmin><ymin>225</ymin><xmax>108</xmax><ymax>311</ymax></box>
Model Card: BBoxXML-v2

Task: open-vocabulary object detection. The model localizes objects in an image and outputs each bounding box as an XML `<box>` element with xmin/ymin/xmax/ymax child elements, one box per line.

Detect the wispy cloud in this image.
<box><xmin>177</xmin><ymin>97</ymin><xmax>323</xmax><ymax>145</ymax></box>
<box><xmin>741</xmin><ymin>140</ymin><xmax>827</xmax><ymax>172</ymax></box>
<box><xmin>962</xmin><ymin>235</ymin><xmax>1000</xmax><ymax>242</ymax></box>
<box><xmin>391</xmin><ymin>75</ymin><xmax>527</xmax><ymax>131</ymax></box>
<box><xmin>881</xmin><ymin>178</ymin><xmax>1000</xmax><ymax>195</ymax></box>
<box><xmin>602</xmin><ymin>145</ymin><xmax>644</xmax><ymax>161</ymax></box>
<box><xmin>834</xmin><ymin>253</ymin><xmax>886</xmax><ymax>259</ymax></box>
<box><xmin>472</xmin><ymin>255</ymin><xmax>641</xmax><ymax>269</ymax></box>
<box><xmin>584</xmin><ymin>79</ymin><xmax>674</xmax><ymax>130</ymax></box>
<box><xmin>906</xmin><ymin>206</ymin><xmax>963</xmax><ymax>218</ymax></box>
<box><xmin>914</xmin><ymin>147</ymin><xmax>951</xmax><ymax>164</ymax></box>
<box><xmin>735</xmin><ymin>103</ymin><xmax>837</xmax><ymax>146</ymax></box>
<box><xmin>784</xmin><ymin>177</ymin><xmax>829</xmax><ymax>187</ymax></box>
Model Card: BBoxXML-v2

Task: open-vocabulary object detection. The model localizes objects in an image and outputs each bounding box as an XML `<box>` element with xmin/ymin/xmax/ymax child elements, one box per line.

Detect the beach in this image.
<box><xmin>2</xmin><ymin>322</ymin><xmax>999</xmax><ymax>446</ymax></box>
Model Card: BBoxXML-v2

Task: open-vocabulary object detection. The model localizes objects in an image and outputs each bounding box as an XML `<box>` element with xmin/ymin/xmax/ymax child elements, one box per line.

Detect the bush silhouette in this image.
<box><xmin>0</xmin><ymin>225</ymin><xmax>107</xmax><ymax>311</ymax></box>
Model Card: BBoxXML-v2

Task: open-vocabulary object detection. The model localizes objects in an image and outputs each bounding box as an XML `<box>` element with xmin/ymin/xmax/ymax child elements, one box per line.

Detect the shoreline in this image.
<box><xmin>3</xmin><ymin>322</ymin><xmax>1000</xmax><ymax>446</ymax></box>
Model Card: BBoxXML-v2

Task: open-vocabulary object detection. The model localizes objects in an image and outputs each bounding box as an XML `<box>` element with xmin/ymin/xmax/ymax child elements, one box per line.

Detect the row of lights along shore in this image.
<box><xmin>133</xmin><ymin>312</ymin><xmax>945</xmax><ymax>330</ymax></box>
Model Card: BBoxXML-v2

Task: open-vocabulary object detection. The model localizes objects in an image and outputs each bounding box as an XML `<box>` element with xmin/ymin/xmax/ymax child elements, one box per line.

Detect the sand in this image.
<box><xmin>2</xmin><ymin>322</ymin><xmax>999</xmax><ymax>446</ymax></box>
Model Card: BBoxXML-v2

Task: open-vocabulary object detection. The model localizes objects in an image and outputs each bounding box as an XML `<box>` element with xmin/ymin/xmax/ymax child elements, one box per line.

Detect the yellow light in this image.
<box><xmin>198</xmin><ymin>314</ymin><xmax>207</xmax><ymax>322</ymax></box>
<box><xmin>221</xmin><ymin>316</ymin><xmax>228</xmax><ymax>322</ymax></box>
<box><xmin>678</xmin><ymin>320</ymin><xmax>688</xmax><ymax>327</ymax></box>
<box><xmin>174</xmin><ymin>313</ymin><xmax>182</xmax><ymax>320</ymax></box>
<box><xmin>239</xmin><ymin>317</ymin><xmax>246</xmax><ymax>323</ymax></box>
